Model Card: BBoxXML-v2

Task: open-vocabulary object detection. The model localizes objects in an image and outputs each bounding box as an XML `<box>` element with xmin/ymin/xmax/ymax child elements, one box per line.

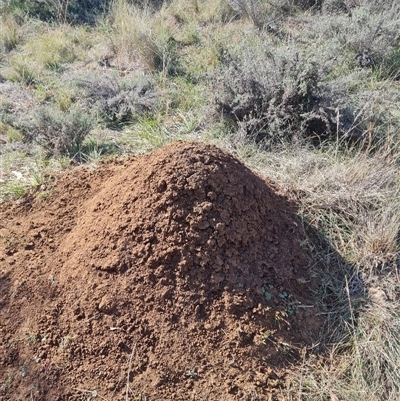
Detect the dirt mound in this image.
<box><xmin>0</xmin><ymin>142</ymin><xmax>322</xmax><ymax>400</ymax></box>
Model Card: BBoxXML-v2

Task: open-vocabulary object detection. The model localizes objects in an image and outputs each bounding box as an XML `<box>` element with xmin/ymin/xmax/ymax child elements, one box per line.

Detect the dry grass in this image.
<box><xmin>0</xmin><ymin>15</ymin><xmax>21</xmax><ymax>51</ymax></box>
<box><xmin>222</xmin><ymin>138</ymin><xmax>400</xmax><ymax>401</ymax></box>
<box><xmin>281</xmin><ymin>284</ymin><xmax>400</xmax><ymax>401</ymax></box>
<box><xmin>255</xmin><ymin>143</ymin><xmax>399</xmax><ymax>272</ymax></box>
<box><xmin>107</xmin><ymin>0</ymin><xmax>175</xmax><ymax>72</ymax></box>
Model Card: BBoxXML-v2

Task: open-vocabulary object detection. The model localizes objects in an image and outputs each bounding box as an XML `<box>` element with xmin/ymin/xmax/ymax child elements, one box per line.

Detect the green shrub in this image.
<box><xmin>213</xmin><ymin>43</ymin><xmax>398</xmax><ymax>146</ymax></box>
<box><xmin>212</xmin><ymin>0</ymin><xmax>400</xmax><ymax>148</ymax></box>
<box><xmin>212</xmin><ymin>45</ymin><xmax>329</xmax><ymax>146</ymax></box>
<box><xmin>17</xmin><ymin>106</ymin><xmax>93</xmax><ymax>155</ymax></box>
<box><xmin>74</xmin><ymin>73</ymin><xmax>157</xmax><ymax>126</ymax></box>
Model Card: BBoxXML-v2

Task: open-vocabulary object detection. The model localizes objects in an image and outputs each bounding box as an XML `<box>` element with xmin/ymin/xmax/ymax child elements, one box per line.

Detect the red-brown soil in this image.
<box><xmin>0</xmin><ymin>142</ymin><xmax>322</xmax><ymax>400</ymax></box>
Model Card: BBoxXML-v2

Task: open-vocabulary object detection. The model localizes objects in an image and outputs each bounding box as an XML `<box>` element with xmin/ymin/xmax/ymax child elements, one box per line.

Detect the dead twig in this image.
<box><xmin>73</xmin><ymin>387</ymin><xmax>109</xmax><ymax>401</ymax></box>
<box><xmin>126</xmin><ymin>343</ymin><xmax>137</xmax><ymax>401</ymax></box>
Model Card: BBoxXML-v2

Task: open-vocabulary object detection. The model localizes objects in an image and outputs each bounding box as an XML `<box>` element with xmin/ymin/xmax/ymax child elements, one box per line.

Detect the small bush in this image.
<box><xmin>212</xmin><ymin>30</ymin><xmax>400</xmax><ymax>147</ymax></box>
<box><xmin>74</xmin><ymin>73</ymin><xmax>157</xmax><ymax>126</ymax></box>
<box><xmin>315</xmin><ymin>2</ymin><xmax>400</xmax><ymax>78</ymax></box>
<box><xmin>17</xmin><ymin>106</ymin><xmax>93</xmax><ymax>156</ymax></box>
<box><xmin>213</xmin><ymin>45</ymin><xmax>330</xmax><ymax>146</ymax></box>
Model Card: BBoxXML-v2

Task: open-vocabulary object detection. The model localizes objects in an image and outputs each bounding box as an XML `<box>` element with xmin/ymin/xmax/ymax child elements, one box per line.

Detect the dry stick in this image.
<box><xmin>73</xmin><ymin>388</ymin><xmax>109</xmax><ymax>401</ymax></box>
<box><xmin>126</xmin><ymin>343</ymin><xmax>137</xmax><ymax>401</ymax></box>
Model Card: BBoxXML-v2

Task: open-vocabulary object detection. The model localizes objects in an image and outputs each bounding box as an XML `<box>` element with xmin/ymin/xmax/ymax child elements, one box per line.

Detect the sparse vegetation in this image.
<box><xmin>1</xmin><ymin>0</ymin><xmax>400</xmax><ymax>400</ymax></box>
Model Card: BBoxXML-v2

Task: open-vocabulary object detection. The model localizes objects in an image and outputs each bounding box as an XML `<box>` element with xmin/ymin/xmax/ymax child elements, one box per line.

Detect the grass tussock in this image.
<box><xmin>1</xmin><ymin>0</ymin><xmax>400</xmax><ymax>400</ymax></box>
<box><xmin>106</xmin><ymin>0</ymin><xmax>180</xmax><ymax>73</ymax></box>
<box><xmin>0</xmin><ymin>15</ymin><xmax>21</xmax><ymax>52</ymax></box>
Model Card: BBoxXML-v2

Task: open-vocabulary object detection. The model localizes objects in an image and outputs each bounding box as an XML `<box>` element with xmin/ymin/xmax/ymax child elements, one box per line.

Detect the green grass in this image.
<box><xmin>3</xmin><ymin>23</ymin><xmax>92</xmax><ymax>86</ymax></box>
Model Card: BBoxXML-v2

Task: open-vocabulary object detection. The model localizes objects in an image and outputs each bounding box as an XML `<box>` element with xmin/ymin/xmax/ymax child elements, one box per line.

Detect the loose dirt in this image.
<box><xmin>0</xmin><ymin>142</ymin><xmax>323</xmax><ymax>400</ymax></box>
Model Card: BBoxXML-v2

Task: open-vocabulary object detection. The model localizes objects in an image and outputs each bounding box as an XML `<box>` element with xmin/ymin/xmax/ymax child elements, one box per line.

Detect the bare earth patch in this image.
<box><xmin>0</xmin><ymin>142</ymin><xmax>323</xmax><ymax>400</ymax></box>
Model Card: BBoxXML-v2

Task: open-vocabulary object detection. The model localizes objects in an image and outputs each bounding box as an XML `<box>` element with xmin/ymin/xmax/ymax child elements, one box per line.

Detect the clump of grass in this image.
<box><xmin>0</xmin><ymin>15</ymin><xmax>21</xmax><ymax>51</ymax></box>
<box><xmin>0</xmin><ymin>180</ymin><xmax>27</xmax><ymax>200</ymax></box>
<box><xmin>107</xmin><ymin>0</ymin><xmax>181</xmax><ymax>74</ymax></box>
<box><xmin>23</xmin><ymin>26</ymin><xmax>87</xmax><ymax>71</ymax></box>
<box><xmin>0</xmin><ymin>150</ymin><xmax>64</xmax><ymax>202</ymax></box>
<box><xmin>54</xmin><ymin>88</ymin><xmax>73</xmax><ymax>111</ymax></box>
<box><xmin>5</xmin><ymin>54</ymin><xmax>41</xmax><ymax>85</ymax></box>
<box><xmin>283</xmin><ymin>281</ymin><xmax>400</xmax><ymax>401</ymax></box>
<box><xmin>124</xmin><ymin>115</ymin><xmax>174</xmax><ymax>153</ymax></box>
<box><xmin>163</xmin><ymin>76</ymin><xmax>207</xmax><ymax>112</ymax></box>
<box><xmin>0</xmin><ymin>122</ymin><xmax>24</xmax><ymax>142</ymax></box>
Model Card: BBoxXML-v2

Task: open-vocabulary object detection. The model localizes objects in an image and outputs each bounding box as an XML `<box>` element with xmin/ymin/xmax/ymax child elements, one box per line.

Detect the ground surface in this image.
<box><xmin>0</xmin><ymin>142</ymin><xmax>323</xmax><ymax>400</ymax></box>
